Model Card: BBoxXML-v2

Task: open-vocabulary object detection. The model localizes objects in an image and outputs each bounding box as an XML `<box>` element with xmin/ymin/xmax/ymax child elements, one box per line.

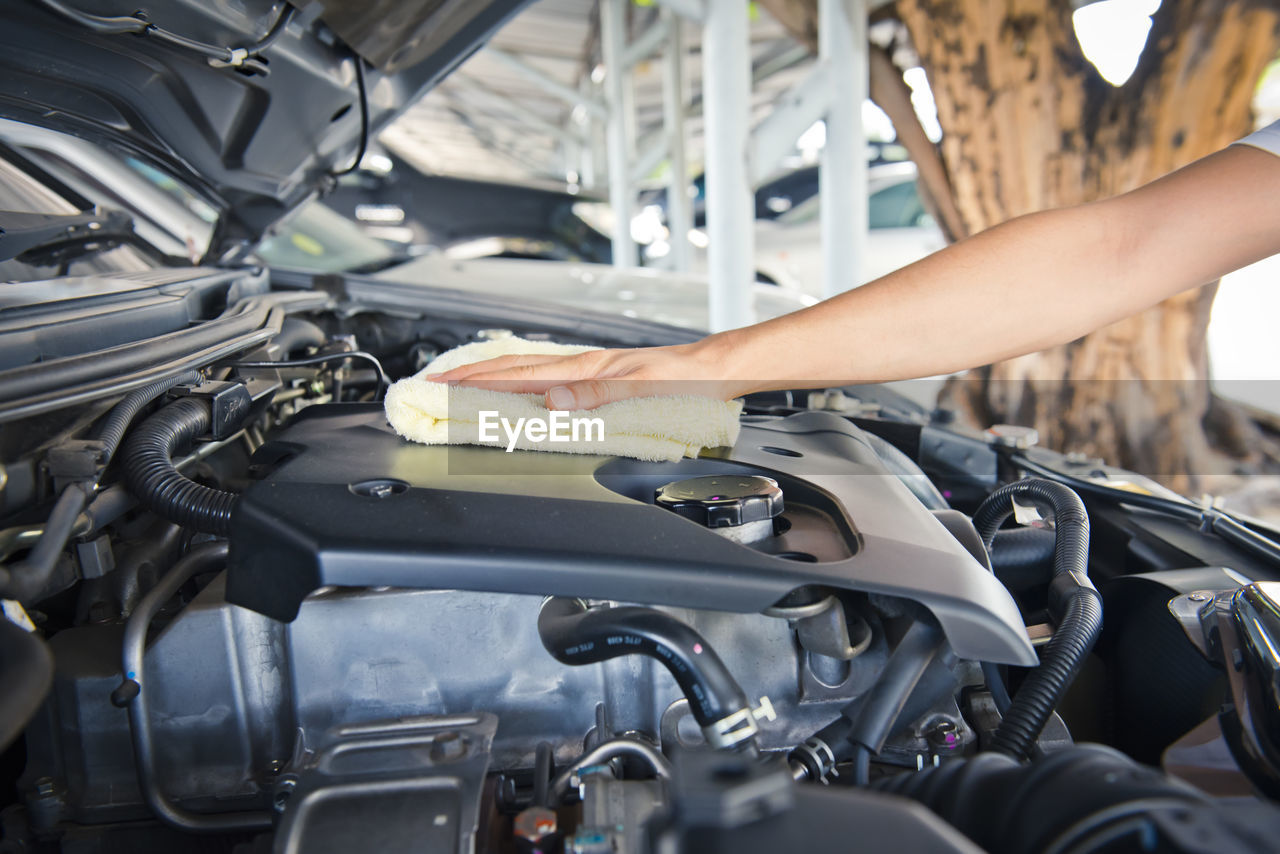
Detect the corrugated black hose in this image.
<box><xmin>0</xmin><ymin>372</ymin><xmax>202</xmax><ymax>602</ymax></box>
<box><xmin>121</xmin><ymin>397</ymin><xmax>237</xmax><ymax>536</ymax></box>
<box><xmin>96</xmin><ymin>371</ymin><xmax>202</xmax><ymax>464</ymax></box>
<box><xmin>971</xmin><ymin>479</ymin><xmax>1102</xmax><ymax>761</ymax></box>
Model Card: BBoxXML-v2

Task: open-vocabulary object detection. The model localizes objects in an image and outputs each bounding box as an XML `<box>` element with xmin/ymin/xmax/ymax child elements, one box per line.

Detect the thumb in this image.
<box><xmin>546</xmin><ymin>379</ymin><xmax>639</xmax><ymax>410</ymax></box>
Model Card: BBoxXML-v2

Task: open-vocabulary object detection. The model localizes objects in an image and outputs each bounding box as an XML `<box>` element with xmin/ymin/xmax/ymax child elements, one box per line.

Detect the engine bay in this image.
<box><xmin>3</xmin><ymin>268</ymin><xmax>1280</xmax><ymax>853</ymax></box>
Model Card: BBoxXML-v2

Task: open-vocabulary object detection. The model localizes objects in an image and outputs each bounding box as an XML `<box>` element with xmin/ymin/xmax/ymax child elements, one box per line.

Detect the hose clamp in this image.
<box><xmin>703</xmin><ymin>696</ymin><xmax>776</xmax><ymax>750</ymax></box>
<box><xmin>792</xmin><ymin>737</ymin><xmax>838</xmax><ymax>784</ymax></box>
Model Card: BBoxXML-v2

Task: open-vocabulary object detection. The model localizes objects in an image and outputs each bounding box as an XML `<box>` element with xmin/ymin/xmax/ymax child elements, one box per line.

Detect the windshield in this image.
<box><xmin>0</xmin><ymin>155</ymin><xmax>152</xmax><ymax>283</ymax></box>
<box><xmin>0</xmin><ymin>120</ymin><xmax>216</xmax><ymax>262</ymax></box>
<box><xmin>255</xmin><ymin>202</ymin><xmax>403</xmax><ymax>273</ymax></box>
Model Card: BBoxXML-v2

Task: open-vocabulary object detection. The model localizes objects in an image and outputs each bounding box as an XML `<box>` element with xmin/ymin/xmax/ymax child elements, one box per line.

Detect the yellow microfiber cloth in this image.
<box><xmin>384</xmin><ymin>337</ymin><xmax>742</xmax><ymax>462</ymax></box>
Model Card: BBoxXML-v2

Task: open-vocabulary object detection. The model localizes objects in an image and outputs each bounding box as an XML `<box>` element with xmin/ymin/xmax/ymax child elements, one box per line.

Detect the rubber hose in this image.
<box><xmin>971</xmin><ymin>479</ymin><xmax>1102</xmax><ymax>761</ymax></box>
<box><xmin>989</xmin><ymin>527</ymin><xmax>1058</xmax><ymax>591</ymax></box>
<box><xmin>844</xmin><ymin>621</ymin><xmax>946</xmax><ymax>754</ymax></box>
<box><xmin>96</xmin><ymin>371</ymin><xmax>201</xmax><ymax>464</ymax></box>
<box><xmin>971</xmin><ymin>479</ymin><xmax>1088</xmax><ymax>563</ymax></box>
<box><xmin>794</xmin><ymin>620</ymin><xmax>951</xmax><ymax>781</ymax></box>
<box><xmin>0</xmin><ymin>482</ymin><xmax>90</xmax><ymax>603</ymax></box>
<box><xmin>121</xmin><ymin>398</ymin><xmax>237</xmax><ymax>536</ymax></box>
<box><xmin>0</xmin><ymin>614</ymin><xmax>55</xmax><ymax>751</ymax></box>
<box><xmin>537</xmin><ymin>598</ymin><xmax>750</xmax><ymax>730</ymax></box>
<box><xmin>873</xmin><ymin>743</ymin><xmax>1206</xmax><ymax>854</ymax></box>
<box><xmin>990</xmin><ymin>527</ymin><xmax>1057</xmax><ymax>570</ymax></box>
<box><xmin>272</xmin><ymin>317</ymin><xmax>326</xmax><ymax>357</ymax></box>
<box><xmin>862</xmin><ymin>431</ymin><xmax>949</xmax><ymax>510</ymax></box>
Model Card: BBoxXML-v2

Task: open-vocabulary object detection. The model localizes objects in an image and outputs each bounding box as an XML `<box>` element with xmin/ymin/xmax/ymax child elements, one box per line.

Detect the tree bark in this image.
<box><xmin>893</xmin><ymin>0</ymin><xmax>1280</xmax><ymax>488</ymax></box>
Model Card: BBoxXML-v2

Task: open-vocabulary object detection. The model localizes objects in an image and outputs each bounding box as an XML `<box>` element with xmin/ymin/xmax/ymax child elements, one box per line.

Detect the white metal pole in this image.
<box><xmin>662</xmin><ymin>9</ymin><xmax>692</xmax><ymax>273</ymax></box>
<box><xmin>701</xmin><ymin>0</ymin><xmax>754</xmax><ymax>331</ymax></box>
<box><xmin>819</xmin><ymin>0</ymin><xmax>868</xmax><ymax>298</ymax></box>
<box><xmin>579</xmin><ymin>78</ymin><xmax>600</xmax><ymax>190</ymax></box>
<box><xmin>600</xmin><ymin>0</ymin><xmax>637</xmax><ymax>268</ymax></box>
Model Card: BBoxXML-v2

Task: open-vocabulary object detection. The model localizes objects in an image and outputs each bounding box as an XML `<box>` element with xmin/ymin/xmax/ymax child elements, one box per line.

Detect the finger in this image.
<box><xmin>425</xmin><ymin>353</ymin><xmax>572</xmax><ymax>382</ymax></box>
<box><xmin>447</xmin><ymin>359</ymin><xmax>601</xmax><ymax>394</ymax></box>
<box><xmin>546</xmin><ymin>378</ymin><xmax>653</xmax><ymax>410</ymax></box>
<box><xmin>547</xmin><ymin>378</ymin><xmax>741</xmax><ymax>409</ymax></box>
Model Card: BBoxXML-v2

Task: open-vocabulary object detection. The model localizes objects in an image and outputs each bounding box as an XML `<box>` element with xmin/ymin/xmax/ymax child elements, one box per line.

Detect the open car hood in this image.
<box><xmin>0</xmin><ymin>0</ymin><xmax>528</xmax><ymax>260</ymax></box>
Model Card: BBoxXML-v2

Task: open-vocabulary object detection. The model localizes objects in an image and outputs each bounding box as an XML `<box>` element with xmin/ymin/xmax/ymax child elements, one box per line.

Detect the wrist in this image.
<box><xmin>685</xmin><ymin>329</ymin><xmax>766</xmax><ymax>398</ymax></box>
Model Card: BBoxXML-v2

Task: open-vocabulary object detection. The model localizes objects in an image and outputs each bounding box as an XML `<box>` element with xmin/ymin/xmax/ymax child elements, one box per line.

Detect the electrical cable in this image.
<box><xmin>221</xmin><ymin>351</ymin><xmax>389</xmax><ymax>398</ymax></box>
<box><xmin>331</xmin><ymin>53</ymin><xmax>369</xmax><ymax>176</ymax></box>
<box><xmin>1012</xmin><ymin>454</ymin><xmax>1280</xmax><ymax>567</ymax></box>
<box><xmin>35</xmin><ymin>1</ymin><xmax>294</xmax><ymax>75</ymax></box>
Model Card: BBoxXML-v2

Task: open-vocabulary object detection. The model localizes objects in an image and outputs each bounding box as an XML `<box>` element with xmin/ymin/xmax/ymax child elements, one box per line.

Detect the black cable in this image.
<box><xmin>331</xmin><ymin>53</ymin><xmax>369</xmax><ymax>176</ymax></box>
<box><xmin>221</xmin><ymin>351</ymin><xmax>389</xmax><ymax>398</ymax></box>
<box><xmin>852</xmin><ymin>743</ymin><xmax>871</xmax><ymax>786</ymax></box>
<box><xmin>36</xmin><ymin>0</ymin><xmax>294</xmax><ymax>74</ymax></box>
<box><xmin>1012</xmin><ymin>454</ymin><xmax>1280</xmax><ymax>567</ymax></box>
<box><xmin>982</xmin><ymin>660</ymin><xmax>1013</xmax><ymax>716</ymax></box>
<box><xmin>533</xmin><ymin>741</ymin><xmax>554</xmax><ymax>808</ymax></box>
<box><xmin>96</xmin><ymin>371</ymin><xmax>202</xmax><ymax>464</ymax></box>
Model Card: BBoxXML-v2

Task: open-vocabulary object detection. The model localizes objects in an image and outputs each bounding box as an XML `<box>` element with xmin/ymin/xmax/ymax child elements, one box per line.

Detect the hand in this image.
<box><xmin>426</xmin><ymin>338</ymin><xmax>749</xmax><ymax>410</ymax></box>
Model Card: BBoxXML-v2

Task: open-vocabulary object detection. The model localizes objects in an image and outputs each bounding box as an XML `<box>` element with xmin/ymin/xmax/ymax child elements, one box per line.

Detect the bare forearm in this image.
<box><xmin>701</xmin><ymin>205</ymin><xmax>1131</xmax><ymax>391</ymax></box>
<box><xmin>440</xmin><ymin>145</ymin><xmax>1280</xmax><ymax>412</ymax></box>
<box><xmin>704</xmin><ymin>145</ymin><xmax>1280</xmax><ymax>394</ymax></box>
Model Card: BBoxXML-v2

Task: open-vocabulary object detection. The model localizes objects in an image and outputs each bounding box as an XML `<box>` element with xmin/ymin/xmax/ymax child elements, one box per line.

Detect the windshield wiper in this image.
<box><xmin>0</xmin><ymin>209</ymin><xmax>140</xmax><ymax>268</ymax></box>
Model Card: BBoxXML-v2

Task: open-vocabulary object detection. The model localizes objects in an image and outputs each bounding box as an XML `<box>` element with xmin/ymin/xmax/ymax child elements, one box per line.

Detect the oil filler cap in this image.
<box><xmin>655</xmin><ymin>475</ymin><xmax>784</xmax><ymax>529</ymax></box>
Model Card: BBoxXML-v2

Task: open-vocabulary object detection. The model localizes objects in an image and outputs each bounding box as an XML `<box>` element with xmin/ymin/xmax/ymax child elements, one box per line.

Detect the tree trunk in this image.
<box><xmin>894</xmin><ymin>0</ymin><xmax>1280</xmax><ymax>489</ymax></box>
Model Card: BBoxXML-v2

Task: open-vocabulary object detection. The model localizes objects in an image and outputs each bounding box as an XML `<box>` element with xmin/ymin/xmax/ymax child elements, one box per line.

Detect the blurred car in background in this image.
<box><xmin>255</xmin><ymin>199</ymin><xmax>815</xmax><ymax>331</ymax></box>
<box><xmin>750</xmin><ymin>161</ymin><xmax>946</xmax><ymax>294</ymax></box>
<box><xmin>672</xmin><ymin>161</ymin><xmax>945</xmax><ymax>295</ymax></box>
<box><xmin>325</xmin><ymin>152</ymin><xmax>615</xmax><ymax>264</ymax></box>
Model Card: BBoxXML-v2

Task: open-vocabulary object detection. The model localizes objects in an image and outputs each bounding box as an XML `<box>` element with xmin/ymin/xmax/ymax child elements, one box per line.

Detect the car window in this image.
<box><xmin>255</xmin><ymin>202</ymin><xmax>402</xmax><ymax>273</ymax></box>
<box><xmin>776</xmin><ymin>177</ymin><xmax>933</xmax><ymax>231</ymax></box>
<box><xmin>869</xmin><ymin>180</ymin><xmax>929</xmax><ymax>229</ymax></box>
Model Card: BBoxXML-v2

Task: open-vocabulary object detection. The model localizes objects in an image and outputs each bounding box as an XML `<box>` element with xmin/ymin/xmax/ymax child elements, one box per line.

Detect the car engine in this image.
<box><xmin>4</xmin><ymin>270</ymin><xmax>1280</xmax><ymax>854</ymax></box>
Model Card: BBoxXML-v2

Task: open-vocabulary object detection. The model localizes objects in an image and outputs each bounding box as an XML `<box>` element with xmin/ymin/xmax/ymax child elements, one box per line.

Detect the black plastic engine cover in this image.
<box><xmin>226</xmin><ymin>405</ymin><xmax>1035</xmax><ymax>665</ymax></box>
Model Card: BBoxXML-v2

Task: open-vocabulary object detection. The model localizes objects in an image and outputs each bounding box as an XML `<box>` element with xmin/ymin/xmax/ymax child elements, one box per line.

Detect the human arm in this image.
<box><xmin>433</xmin><ymin>143</ymin><xmax>1280</xmax><ymax>409</ymax></box>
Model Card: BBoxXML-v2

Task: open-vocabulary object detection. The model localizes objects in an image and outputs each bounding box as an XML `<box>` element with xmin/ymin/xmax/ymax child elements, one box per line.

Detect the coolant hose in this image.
<box><xmin>121</xmin><ymin>397</ymin><xmax>238</xmax><ymax>536</ymax></box>
<box><xmin>873</xmin><ymin>743</ymin><xmax>1206</xmax><ymax>854</ymax></box>
<box><xmin>971</xmin><ymin>479</ymin><xmax>1102</xmax><ymax>761</ymax></box>
<box><xmin>537</xmin><ymin>597</ymin><xmax>761</xmax><ymax>750</ymax></box>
